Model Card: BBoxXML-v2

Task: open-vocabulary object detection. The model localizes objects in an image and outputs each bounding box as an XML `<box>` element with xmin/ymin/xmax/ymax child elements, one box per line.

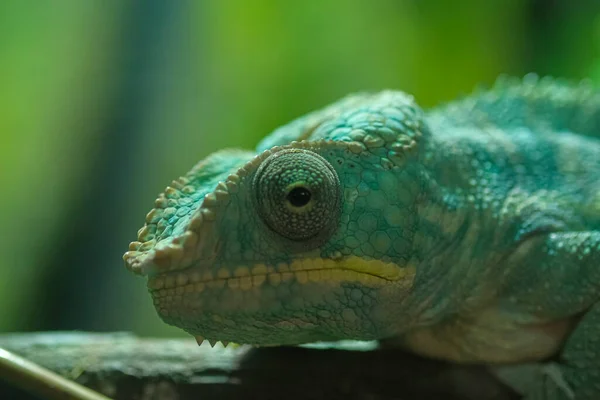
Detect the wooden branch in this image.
<box><xmin>0</xmin><ymin>331</ymin><xmax>519</xmax><ymax>400</ymax></box>
<box><xmin>0</xmin><ymin>347</ymin><xmax>110</xmax><ymax>400</ymax></box>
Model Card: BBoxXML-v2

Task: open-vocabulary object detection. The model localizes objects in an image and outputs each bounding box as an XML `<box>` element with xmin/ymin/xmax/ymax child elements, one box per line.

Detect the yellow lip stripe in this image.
<box><xmin>148</xmin><ymin>256</ymin><xmax>416</xmax><ymax>295</ymax></box>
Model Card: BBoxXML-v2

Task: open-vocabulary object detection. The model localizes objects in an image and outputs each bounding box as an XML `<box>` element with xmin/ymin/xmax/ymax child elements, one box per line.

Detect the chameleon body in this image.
<box><xmin>124</xmin><ymin>75</ymin><xmax>600</xmax><ymax>399</ymax></box>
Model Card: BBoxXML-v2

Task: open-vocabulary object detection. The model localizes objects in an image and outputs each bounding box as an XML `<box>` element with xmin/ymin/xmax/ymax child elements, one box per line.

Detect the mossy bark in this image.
<box><xmin>0</xmin><ymin>332</ymin><xmax>518</xmax><ymax>400</ymax></box>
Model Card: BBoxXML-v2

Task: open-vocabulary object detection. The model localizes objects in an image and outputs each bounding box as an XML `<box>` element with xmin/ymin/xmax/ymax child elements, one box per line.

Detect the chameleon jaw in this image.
<box><xmin>147</xmin><ymin>258</ymin><xmax>415</xmax><ymax>348</ymax></box>
<box><xmin>147</xmin><ymin>256</ymin><xmax>416</xmax><ymax>347</ymax></box>
<box><xmin>146</xmin><ymin>256</ymin><xmax>416</xmax><ymax>293</ymax></box>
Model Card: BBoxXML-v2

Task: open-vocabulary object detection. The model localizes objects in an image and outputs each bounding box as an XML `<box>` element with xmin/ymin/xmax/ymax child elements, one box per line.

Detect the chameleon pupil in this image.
<box><xmin>287</xmin><ymin>187</ymin><xmax>311</xmax><ymax>207</ymax></box>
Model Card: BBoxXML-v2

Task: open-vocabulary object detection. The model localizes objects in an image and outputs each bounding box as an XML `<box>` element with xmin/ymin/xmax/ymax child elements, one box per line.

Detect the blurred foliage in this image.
<box><xmin>0</xmin><ymin>0</ymin><xmax>599</xmax><ymax>337</ymax></box>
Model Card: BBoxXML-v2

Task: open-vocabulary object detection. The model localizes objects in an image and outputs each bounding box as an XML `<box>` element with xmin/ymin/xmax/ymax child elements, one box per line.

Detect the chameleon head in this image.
<box><xmin>124</xmin><ymin>91</ymin><xmax>426</xmax><ymax>346</ymax></box>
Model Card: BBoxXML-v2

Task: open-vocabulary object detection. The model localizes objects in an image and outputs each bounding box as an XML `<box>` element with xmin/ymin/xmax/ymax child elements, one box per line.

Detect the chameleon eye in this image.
<box><xmin>286</xmin><ymin>186</ymin><xmax>312</xmax><ymax>208</ymax></box>
<box><xmin>254</xmin><ymin>149</ymin><xmax>340</xmax><ymax>242</ymax></box>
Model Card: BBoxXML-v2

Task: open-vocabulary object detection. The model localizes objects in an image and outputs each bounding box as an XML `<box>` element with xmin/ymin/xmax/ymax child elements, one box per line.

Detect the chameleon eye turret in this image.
<box><xmin>253</xmin><ymin>148</ymin><xmax>341</xmax><ymax>243</ymax></box>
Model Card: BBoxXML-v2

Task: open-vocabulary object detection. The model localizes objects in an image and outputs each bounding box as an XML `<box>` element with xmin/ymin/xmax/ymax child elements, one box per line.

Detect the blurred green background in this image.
<box><xmin>1</xmin><ymin>0</ymin><xmax>599</xmax><ymax>337</ymax></box>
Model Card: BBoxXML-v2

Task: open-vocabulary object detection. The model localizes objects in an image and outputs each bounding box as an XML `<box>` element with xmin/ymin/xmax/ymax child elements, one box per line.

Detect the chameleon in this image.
<box><xmin>123</xmin><ymin>74</ymin><xmax>600</xmax><ymax>399</ymax></box>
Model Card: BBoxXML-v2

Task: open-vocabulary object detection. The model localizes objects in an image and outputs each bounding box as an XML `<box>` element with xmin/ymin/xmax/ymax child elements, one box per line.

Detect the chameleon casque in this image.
<box><xmin>124</xmin><ymin>75</ymin><xmax>600</xmax><ymax>399</ymax></box>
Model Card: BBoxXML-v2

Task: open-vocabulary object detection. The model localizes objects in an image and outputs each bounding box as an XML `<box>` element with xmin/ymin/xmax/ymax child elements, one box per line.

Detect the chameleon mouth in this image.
<box><xmin>147</xmin><ymin>256</ymin><xmax>415</xmax><ymax>292</ymax></box>
<box><xmin>147</xmin><ymin>257</ymin><xmax>416</xmax><ymax>348</ymax></box>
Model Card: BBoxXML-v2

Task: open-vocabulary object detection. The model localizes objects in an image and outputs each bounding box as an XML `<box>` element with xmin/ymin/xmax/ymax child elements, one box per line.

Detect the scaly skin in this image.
<box><xmin>124</xmin><ymin>74</ymin><xmax>600</xmax><ymax>399</ymax></box>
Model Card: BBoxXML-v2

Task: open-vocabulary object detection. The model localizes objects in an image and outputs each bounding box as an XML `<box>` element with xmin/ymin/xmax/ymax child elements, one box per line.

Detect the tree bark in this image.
<box><xmin>0</xmin><ymin>331</ymin><xmax>519</xmax><ymax>400</ymax></box>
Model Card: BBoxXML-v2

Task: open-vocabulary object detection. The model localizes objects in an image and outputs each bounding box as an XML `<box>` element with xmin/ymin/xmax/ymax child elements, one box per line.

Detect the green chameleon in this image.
<box><xmin>124</xmin><ymin>74</ymin><xmax>600</xmax><ymax>399</ymax></box>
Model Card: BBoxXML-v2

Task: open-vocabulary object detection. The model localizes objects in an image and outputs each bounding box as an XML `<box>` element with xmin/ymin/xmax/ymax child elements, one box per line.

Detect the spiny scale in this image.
<box><xmin>194</xmin><ymin>335</ymin><xmax>231</xmax><ymax>348</ymax></box>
